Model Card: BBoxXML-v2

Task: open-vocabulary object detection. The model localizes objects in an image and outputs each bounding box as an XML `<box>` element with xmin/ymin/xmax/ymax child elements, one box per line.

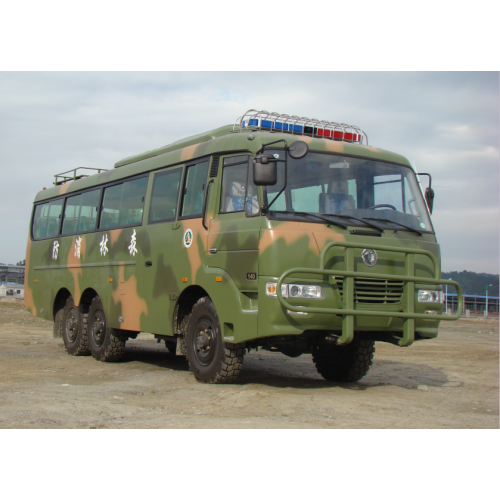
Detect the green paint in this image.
<box><xmin>25</xmin><ymin>118</ymin><xmax>461</xmax><ymax>353</ymax></box>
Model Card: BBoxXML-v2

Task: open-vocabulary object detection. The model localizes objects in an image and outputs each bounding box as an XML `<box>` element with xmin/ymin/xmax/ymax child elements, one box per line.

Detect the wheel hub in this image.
<box><xmin>65</xmin><ymin>309</ymin><xmax>78</xmax><ymax>343</ymax></box>
<box><xmin>92</xmin><ymin>311</ymin><xmax>106</xmax><ymax>347</ymax></box>
<box><xmin>193</xmin><ymin>321</ymin><xmax>216</xmax><ymax>366</ymax></box>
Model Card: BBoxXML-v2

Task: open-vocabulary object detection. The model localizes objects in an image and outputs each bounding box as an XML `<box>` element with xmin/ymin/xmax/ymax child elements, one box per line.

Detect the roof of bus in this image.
<box><xmin>34</xmin><ymin>125</ymin><xmax>413</xmax><ymax>203</ymax></box>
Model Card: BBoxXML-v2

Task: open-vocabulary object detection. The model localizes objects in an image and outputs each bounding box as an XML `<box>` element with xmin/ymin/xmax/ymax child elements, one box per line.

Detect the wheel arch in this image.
<box><xmin>53</xmin><ymin>287</ymin><xmax>71</xmax><ymax>320</ymax></box>
<box><xmin>79</xmin><ymin>287</ymin><xmax>99</xmax><ymax>314</ymax></box>
<box><xmin>173</xmin><ymin>285</ymin><xmax>210</xmax><ymax>334</ymax></box>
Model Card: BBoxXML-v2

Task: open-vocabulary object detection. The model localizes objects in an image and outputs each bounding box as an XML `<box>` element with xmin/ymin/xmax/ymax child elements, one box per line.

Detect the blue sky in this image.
<box><xmin>0</xmin><ymin>72</ymin><xmax>498</xmax><ymax>273</ymax></box>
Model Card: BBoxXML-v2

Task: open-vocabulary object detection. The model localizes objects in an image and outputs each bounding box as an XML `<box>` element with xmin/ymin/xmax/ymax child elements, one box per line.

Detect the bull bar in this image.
<box><xmin>276</xmin><ymin>241</ymin><xmax>463</xmax><ymax>347</ymax></box>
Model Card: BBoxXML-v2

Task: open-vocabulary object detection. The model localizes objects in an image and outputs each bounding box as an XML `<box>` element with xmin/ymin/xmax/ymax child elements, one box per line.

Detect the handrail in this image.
<box><xmin>276</xmin><ymin>241</ymin><xmax>463</xmax><ymax>347</ymax></box>
<box><xmin>54</xmin><ymin>167</ymin><xmax>108</xmax><ymax>186</ymax></box>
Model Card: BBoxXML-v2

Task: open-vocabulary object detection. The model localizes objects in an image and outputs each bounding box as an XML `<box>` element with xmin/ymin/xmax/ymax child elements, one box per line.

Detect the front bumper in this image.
<box><xmin>274</xmin><ymin>241</ymin><xmax>462</xmax><ymax>347</ymax></box>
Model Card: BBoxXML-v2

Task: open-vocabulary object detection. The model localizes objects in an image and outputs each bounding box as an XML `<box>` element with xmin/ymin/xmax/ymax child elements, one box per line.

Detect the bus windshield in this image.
<box><xmin>265</xmin><ymin>151</ymin><xmax>433</xmax><ymax>233</ymax></box>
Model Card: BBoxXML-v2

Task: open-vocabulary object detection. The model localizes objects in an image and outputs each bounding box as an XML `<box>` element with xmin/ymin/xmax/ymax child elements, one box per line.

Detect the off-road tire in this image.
<box><xmin>186</xmin><ymin>297</ymin><xmax>245</xmax><ymax>383</ymax></box>
<box><xmin>88</xmin><ymin>297</ymin><xmax>126</xmax><ymax>362</ymax></box>
<box><xmin>62</xmin><ymin>297</ymin><xmax>90</xmax><ymax>356</ymax></box>
<box><xmin>53</xmin><ymin>307</ymin><xmax>64</xmax><ymax>339</ymax></box>
<box><xmin>312</xmin><ymin>337</ymin><xmax>375</xmax><ymax>383</ymax></box>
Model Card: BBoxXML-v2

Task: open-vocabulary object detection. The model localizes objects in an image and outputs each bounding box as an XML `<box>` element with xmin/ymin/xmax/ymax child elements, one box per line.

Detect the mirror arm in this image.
<box><xmin>258</xmin><ymin>138</ymin><xmax>288</xmax><ymax>154</ymax></box>
<box><xmin>263</xmin><ymin>158</ymin><xmax>288</xmax><ymax>212</ymax></box>
<box><xmin>419</xmin><ymin>173</ymin><xmax>432</xmax><ymax>190</ymax></box>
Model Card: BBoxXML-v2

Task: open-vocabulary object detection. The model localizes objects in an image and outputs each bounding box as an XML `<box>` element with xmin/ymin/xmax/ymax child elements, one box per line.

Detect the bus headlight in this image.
<box><xmin>418</xmin><ymin>290</ymin><xmax>444</xmax><ymax>303</ymax></box>
<box><xmin>266</xmin><ymin>282</ymin><xmax>323</xmax><ymax>299</ymax></box>
<box><xmin>266</xmin><ymin>283</ymin><xmax>288</xmax><ymax>297</ymax></box>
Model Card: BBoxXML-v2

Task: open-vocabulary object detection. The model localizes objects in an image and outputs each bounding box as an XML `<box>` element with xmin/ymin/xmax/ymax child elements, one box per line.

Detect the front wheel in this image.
<box><xmin>312</xmin><ymin>336</ymin><xmax>375</xmax><ymax>382</ymax></box>
<box><xmin>186</xmin><ymin>297</ymin><xmax>245</xmax><ymax>383</ymax></box>
<box><xmin>88</xmin><ymin>297</ymin><xmax>126</xmax><ymax>362</ymax></box>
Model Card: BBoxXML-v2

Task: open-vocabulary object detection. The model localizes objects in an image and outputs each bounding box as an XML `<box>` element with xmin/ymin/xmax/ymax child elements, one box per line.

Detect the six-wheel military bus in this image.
<box><xmin>24</xmin><ymin>109</ymin><xmax>462</xmax><ymax>383</ymax></box>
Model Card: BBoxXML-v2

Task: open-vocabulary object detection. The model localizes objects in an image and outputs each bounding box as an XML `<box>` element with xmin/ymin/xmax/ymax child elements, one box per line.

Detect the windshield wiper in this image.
<box><xmin>271</xmin><ymin>210</ymin><xmax>348</xmax><ymax>230</ymax></box>
<box><xmin>320</xmin><ymin>213</ymin><xmax>384</xmax><ymax>233</ymax></box>
<box><xmin>363</xmin><ymin>217</ymin><xmax>423</xmax><ymax>236</ymax></box>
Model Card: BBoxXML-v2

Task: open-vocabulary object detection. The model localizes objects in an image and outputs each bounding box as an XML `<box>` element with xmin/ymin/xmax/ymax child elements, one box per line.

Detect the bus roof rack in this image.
<box><xmin>233</xmin><ymin>109</ymin><xmax>369</xmax><ymax>146</ymax></box>
<box><xmin>54</xmin><ymin>167</ymin><xmax>109</xmax><ymax>186</ymax></box>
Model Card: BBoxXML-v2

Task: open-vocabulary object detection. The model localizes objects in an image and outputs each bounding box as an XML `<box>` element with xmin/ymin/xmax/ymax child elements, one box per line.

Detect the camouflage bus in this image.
<box><xmin>25</xmin><ymin>110</ymin><xmax>462</xmax><ymax>383</ymax></box>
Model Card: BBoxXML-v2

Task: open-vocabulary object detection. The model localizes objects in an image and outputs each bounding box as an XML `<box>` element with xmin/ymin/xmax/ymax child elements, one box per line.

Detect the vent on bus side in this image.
<box><xmin>210</xmin><ymin>155</ymin><xmax>220</xmax><ymax>178</ymax></box>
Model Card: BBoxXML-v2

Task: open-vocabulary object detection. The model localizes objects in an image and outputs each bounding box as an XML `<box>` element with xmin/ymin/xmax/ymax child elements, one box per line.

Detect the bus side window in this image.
<box><xmin>78</xmin><ymin>189</ymin><xmax>101</xmax><ymax>233</ymax></box>
<box><xmin>100</xmin><ymin>183</ymin><xmax>122</xmax><ymax>229</ymax></box>
<box><xmin>100</xmin><ymin>177</ymin><xmax>147</xmax><ymax>229</ymax></box>
<box><xmin>149</xmin><ymin>168</ymin><xmax>182</xmax><ymax>223</ymax></box>
<box><xmin>180</xmin><ymin>161</ymin><xmax>209</xmax><ymax>218</ymax></box>
<box><xmin>119</xmin><ymin>177</ymin><xmax>148</xmax><ymax>226</ymax></box>
<box><xmin>62</xmin><ymin>194</ymin><xmax>82</xmax><ymax>235</ymax></box>
<box><xmin>32</xmin><ymin>203</ymin><xmax>49</xmax><ymax>239</ymax></box>
<box><xmin>46</xmin><ymin>199</ymin><xmax>64</xmax><ymax>238</ymax></box>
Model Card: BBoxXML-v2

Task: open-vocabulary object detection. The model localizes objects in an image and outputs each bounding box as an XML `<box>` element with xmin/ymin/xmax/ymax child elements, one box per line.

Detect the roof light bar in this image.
<box><xmin>233</xmin><ymin>109</ymin><xmax>368</xmax><ymax>145</ymax></box>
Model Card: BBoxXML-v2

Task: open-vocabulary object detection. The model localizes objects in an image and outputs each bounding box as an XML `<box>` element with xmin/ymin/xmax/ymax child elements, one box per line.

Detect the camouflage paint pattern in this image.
<box><xmin>25</xmin><ymin>125</ymin><xmax>452</xmax><ymax>344</ymax></box>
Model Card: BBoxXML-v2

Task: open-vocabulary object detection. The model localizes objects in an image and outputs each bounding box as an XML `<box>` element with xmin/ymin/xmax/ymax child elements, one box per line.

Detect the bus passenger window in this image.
<box><xmin>78</xmin><ymin>189</ymin><xmax>100</xmax><ymax>233</ymax></box>
<box><xmin>120</xmin><ymin>177</ymin><xmax>148</xmax><ymax>226</ymax></box>
<box><xmin>62</xmin><ymin>194</ymin><xmax>82</xmax><ymax>235</ymax></box>
<box><xmin>33</xmin><ymin>199</ymin><xmax>63</xmax><ymax>239</ymax></box>
<box><xmin>32</xmin><ymin>203</ymin><xmax>49</xmax><ymax>239</ymax></box>
<box><xmin>181</xmin><ymin>161</ymin><xmax>209</xmax><ymax>218</ymax></box>
<box><xmin>47</xmin><ymin>199</ymin><xmax>63</xmax><ymax>237</ymax></box>
<box><xmin>100</xmin><ymin>177</ymin><xmax>147</xmax><ymax>229</ymax></box>
<box><xmin>149</xmin><ymin>168</ymin><xmax>182</xmax><ymax>223</ymax></box>
<box><xmin>100</xmin><ymin>184</ymin><xmax>122</xmax><ymax>229</ymax></box>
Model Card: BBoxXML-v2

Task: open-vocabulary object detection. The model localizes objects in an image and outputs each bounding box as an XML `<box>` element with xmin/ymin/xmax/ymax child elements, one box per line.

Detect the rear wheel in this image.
<box><xmin>186</xmin><ymin>297</ymin><xmax>245</xmax><ymax>383</ymax></box>
<box><xmin>88</xmin><ymin>297</ymin><xmax>126</xmax><ymax>362</ymax></box>
<box><xmin>62</xmin><ymin>297</ymin><xmax>90</xmax><ymax>356</ymax></box>
<box><xmin>312</xmin><ymin>336</ymin><xmax>375</xmax><ymax>382</ymax></box>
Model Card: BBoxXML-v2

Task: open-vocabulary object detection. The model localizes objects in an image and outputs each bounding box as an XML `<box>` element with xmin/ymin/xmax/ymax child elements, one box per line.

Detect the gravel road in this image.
<box><xmin>0</xmin><ymin>299</ymin><xmax>498</xmax><ymax>428</ymax></box>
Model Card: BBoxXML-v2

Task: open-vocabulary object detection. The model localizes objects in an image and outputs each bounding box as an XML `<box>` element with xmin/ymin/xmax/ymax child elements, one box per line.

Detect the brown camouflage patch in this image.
<box><xmin>58</xmin><ymin>181</ymin><xmax>73</xmax><ymax>195</ymax></box>
<box><xmin>180</xmin><ymin>143</ymin><xmax>201</xmax><ymax>162</ymax></box>
<box><xmin>111</xmin><ymin>263</ymin><xmax>148</xmax><ymax>331</ymax></box>
<box><xmin>24</xmin><ymin>234</ymin><xmax>35</xmax><ymax>315</ymax></box>
<box><xmin>259</xmin><ymin>221</ymin><xmax>322</xmax><ymax>256</ymax></box>
<box><xmin>312</xmin><ymin>230</ymin><xmax>346</xmax><ymax>250</ymax></box>
<box><xmin>66</xmin><ymin>235</ymin><xmax>86</xmax><ymax>306</ymax></box>
<box><xmin>324</xmin><ymin>141</ymin><xmax>346</xmax><ymax>154</ymax></box>
<box><xmin>109</xmin><ymin>229</ymin><xmax>123</xmax><ymax>247</ymax></box>
<box><xmin>363</xmin><ymin>146</ymin><xmax>384</xmax><ymax>154</ymax></box>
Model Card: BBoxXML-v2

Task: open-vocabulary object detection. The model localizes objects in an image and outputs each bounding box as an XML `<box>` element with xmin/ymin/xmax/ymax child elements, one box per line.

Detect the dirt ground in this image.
<box><xmin>0</xmin><ymin>298</ymin><xmax>498</xmax><ymax>429</ymax></box>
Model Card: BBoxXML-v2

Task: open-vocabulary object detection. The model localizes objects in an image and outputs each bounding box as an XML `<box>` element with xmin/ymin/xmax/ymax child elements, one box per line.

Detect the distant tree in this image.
<box><xmin>16</xmin><ymin>259</ymin><xmax>26</xmax><ymax>266</ymax></box>
<box><xmin>442</xmin><ymin>271</ymin><xmax>499</xmax><ymax>296</ymax></box>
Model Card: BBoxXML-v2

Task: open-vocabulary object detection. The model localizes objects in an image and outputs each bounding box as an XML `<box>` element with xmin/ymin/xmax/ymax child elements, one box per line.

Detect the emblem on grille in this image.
<box><xmin>362</xmin><ymin>248</ymin><xmax>378</xmax><ymax>267</ymax></box>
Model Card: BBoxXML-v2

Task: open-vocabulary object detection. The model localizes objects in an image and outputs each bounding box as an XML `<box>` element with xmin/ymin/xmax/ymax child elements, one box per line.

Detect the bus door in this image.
<box><xmin>207</xmin><ymin>156</ymin><xmax>261</xmax><ymax>293</ymax></box>
<box><xmin>139</xmin><ymin>166</ymin><xmax>184</xmax><ymax>336</ymax></box>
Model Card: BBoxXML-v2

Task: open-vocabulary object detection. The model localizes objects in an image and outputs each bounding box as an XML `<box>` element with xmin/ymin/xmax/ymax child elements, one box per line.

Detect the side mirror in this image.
<box><xmin>425</xmin><ymin>187</ymin><xmax>435</xmax><ymax>214</ymax></box>
<box><xmin>288</xmin><ymin>140</ymin><xmax>308</xmax><ymax>159</ymax></box>
<box><xmin>253</xmin><ymin>155</ymin><xmax>278</xmax><ymax>186</ymax></box>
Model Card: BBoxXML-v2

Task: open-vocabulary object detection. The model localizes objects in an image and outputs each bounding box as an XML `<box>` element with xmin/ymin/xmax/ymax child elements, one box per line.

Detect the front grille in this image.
<box><xmin>334</xmin><ymin>277</ymin><xmax>404</xmax><ymax>304</ymax></box>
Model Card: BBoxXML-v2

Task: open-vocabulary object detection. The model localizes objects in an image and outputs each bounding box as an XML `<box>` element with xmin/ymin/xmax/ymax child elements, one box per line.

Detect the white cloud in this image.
<box><xmin>0</xmin><ymin>72</ymin><xmax>498</xmax><ymax>273</ymax></box>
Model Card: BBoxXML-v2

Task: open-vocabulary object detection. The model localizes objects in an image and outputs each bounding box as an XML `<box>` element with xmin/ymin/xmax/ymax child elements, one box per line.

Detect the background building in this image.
<box><xmin>0</xmin><ymin>264</ymin><xmax>25</xmax><ymax>284</ymax></box>
<box><xmin>0</xmin><ymin>283</ymin><xmax>24</xmax><ymax>299</ymax></box>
